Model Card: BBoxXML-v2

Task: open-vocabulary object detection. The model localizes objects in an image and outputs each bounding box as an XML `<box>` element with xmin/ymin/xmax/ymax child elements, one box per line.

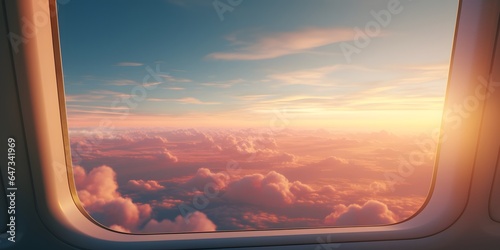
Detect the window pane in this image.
<box><xmin>58</xmin><ymin>0</ymin><xmax>459</xmax><ymax>234</ymax></box>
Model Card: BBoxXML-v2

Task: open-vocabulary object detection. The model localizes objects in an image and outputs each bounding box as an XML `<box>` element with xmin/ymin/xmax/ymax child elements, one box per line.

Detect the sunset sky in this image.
<box><xmin>59</xmin><ymin>0</ymin><xmax>458</xmax><ymax>132</ymax></box>
<box><xmin>59</xmin><ymin>0</ymin><xmax>459</xmax><ymax>233</ymax></box>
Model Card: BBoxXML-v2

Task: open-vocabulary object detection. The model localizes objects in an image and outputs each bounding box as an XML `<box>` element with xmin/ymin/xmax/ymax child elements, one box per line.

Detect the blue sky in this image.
<box><xmin>58</xmin><ymin>0</ymin><xmax>459</xmax><ymax>131</ymax></box>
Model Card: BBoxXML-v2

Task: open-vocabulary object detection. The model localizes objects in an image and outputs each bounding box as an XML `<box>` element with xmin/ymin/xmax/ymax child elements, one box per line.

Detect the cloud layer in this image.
<box><xmin>70</xmin><ymin>128</ymin><xmax>434</xmax><ymax>232</ymax></box>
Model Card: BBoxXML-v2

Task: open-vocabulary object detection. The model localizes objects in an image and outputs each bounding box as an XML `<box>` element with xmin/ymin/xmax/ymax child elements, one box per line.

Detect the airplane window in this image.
<box><xmin>57</xmin><ymin>0</ymin><xmax>459</xmax><ymax>234</ymax></box>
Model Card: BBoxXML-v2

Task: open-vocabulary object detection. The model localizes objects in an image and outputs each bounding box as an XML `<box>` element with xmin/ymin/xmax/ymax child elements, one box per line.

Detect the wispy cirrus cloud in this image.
<box><xmin>149</xmin><ymin>97</ymin><xmax>220</xmax><ymax>105</ymax></box>
<box><xmin>165</xmin><ymin>87</ymin><xmax>185</xmax><ymax>91</ymax></box>
<box><xmin>234</xmin><ymin>94</ymin><xmax>274</xmax><ymax>101</ymax></box>
<box><xmin>201</xmin><ymin>79</ymin><xmax>244</xmax><ymax>88</ymax></box>
<box><xmin>115</xmin><ymin>62</ymin><xmax>144</xmax><ymax>67</ymax></box>
<box><xmin>206</xmin><ymin>27</ymin><xmax>354</xmax><ymax>61</ymax></box>
<box><xmin>106</xmin><ymin>79</ymin><xmax>138</xmax><ymax>86</ymax></box>
<box><xmin>159</xmin><ymin>73</ymin><xmax>192</xmax><ymax>83</ymax></box>
<box><xmin>65</xmin><ymin>90</ymin><xmax>132</xmax><ymax>103</ymax></box>
<box><xmin>268</xmin><ymin>64</ymin><xmax>376</xmax><ymax>86</ymax></box>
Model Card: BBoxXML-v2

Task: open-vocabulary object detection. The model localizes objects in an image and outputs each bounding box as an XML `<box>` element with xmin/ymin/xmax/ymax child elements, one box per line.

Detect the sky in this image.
<box><xmin>59</xmin><ymin>0</ymin><xmax>459</xmax><ymax>132</ymax></box>
<box><xmin>58</xmin><ymin>0</ymin><xmax>459</xmax><ymax>234</ymax></box>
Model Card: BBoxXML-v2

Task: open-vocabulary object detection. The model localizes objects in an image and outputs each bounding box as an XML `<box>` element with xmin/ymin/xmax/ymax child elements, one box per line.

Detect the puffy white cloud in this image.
<box><xmin>109</xmin><ymin>224</ymin><xmax>131</xmax><ymax>233</ymax></box>
<box><xmin>224</xmin><ymin>171</ymin><xmax>316</xmax><ymax>207</ymax></box>
<box><xmin>91</xmin><ymin>198</ymin><xmax>142</xmax><ymax>228</ymax></box>
<box><xmin>74</xmin><ymin>165</ymin><xmax>120</xmax><ymax>205</ymax></box>
<box><xmin>317</xmin><ymin>156</ymin><xmax>349</xmax><ymax>166</ymax></box>
<box><xmin>369</xmin><ymin>181</ymin><xmax>390</xmax><ymax>194</ymax></box>
<box><xmin>160</xmin><ymin>148</ymin><xmax>179</xmax><ymax>163</ymax></box>
<box><xmin>185</xmin><ymin>168</ymin><xmax>230</xmax><ymax>190</ymax></box>
<box><xmin>324</xmin><ymin>200</ymin><xmax>398</xmax><ymax>226</ymax></box>
<box><xmin>142</xmin><ymin>211</ymin><xmax>216</xmax><ymax>233</ymax></box>
<box><xmin>127</xmin><ymin>179</ymin><xmax>165</xmax><ymax>192</ymax></box>
<box><xmin>73</xmin><ymin>165</ymin><xmax>152</xmax><ymax>231</ymax></box>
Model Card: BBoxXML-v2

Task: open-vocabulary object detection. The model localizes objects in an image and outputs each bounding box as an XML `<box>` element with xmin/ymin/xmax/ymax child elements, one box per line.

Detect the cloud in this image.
<box><xmin>106</xmin><ymin>79</ymin><xmax>138</xmax><ymax>86</ymax></box>
<box><xmin>316</xmin><ymin>156</ymin><xmax>349</xmax><ymax>167</ymax></box>
<box><xmin>397</xmin><ymin>63</ymin><xmax>450</xmax><ymax>85</ymax></box>
<box><xmin>116</xmin><ymin>62</ymin><xmax>143</xmax><ymax>67</ymax></box>
<box><xmin>185</xmin><ymin>168</ymin><xmax>230</xmax><ymax>190</ymax></box>
<box><xmin>210</xmin><ymin>133</ymin><xmax>292</xmax><ymax>161</ymax></box>
<box><xmin>142</xmin><ymin>211</ymin><xmax>216</xmax><ymax>233</ymax></box>
<box><xmin>74</xmin><ymin>165</ymin><xmax>120</xmax><ymax>205</ymax></box>
<box><xmin>69</xmin><ymin>128</ymin><xmax>434</xmax><ymax>231</ymax></box>
<box><xmin>207</xmin><ymin>28</ymin><xmax>353</xmax><ymax>61</ymax></box>
<box><xmin>159</xmin><ymin>73</ymin><xmax>192</xmax><ymax>83</ymax></box>
<box><xmin>268</xmin><ymin>65</ymin><xmax>341</xmax><ymax>86</ymax></box>
<box><xmin>161</xmin><ymin>148</ymin><xmax>179</xmax><ymax>163</ymax></box>
<box><xmin>90</xmin><ymin>198</ymin><xmax>150</xmax><ymax>229</ymax></box>
<box><xmin>324</xmin><ymin>200</ymin><xmax>398</xmax><ymax>226</ymax></box>
<box><xmin>201</xmin><ymin>79</ymin><xmax>243</xmax><ymax>88</ymax></box>
<box><xmin>165</xmin><ymin>87</ymin><xmax>185</xmax><ymax>91</ymax></box>
<box><xmin>73</xmin><ymin>164</ymin><xmax>218</xmax><ymax>234</ymax></box>
<box><xmin>235</xmin><ymin>95</ymin><xmax>274</xmax><ymax>101</ymax></box>
<box><xmin>142</xmin><ymin>129</ymin><xmax>295</xmax><ymax>164</ymax></box>
<box><xmin>152</xmin><ymin>198</ymin><xmax>184</xmax><ymax>209</ymax></box>
<box><xmin>266</xmin><ymin>64</ymin><xmax>380</xmax><ymax>87</ymax></box>
<box><xmin>109</xmin><ymin>225</ymin><xmax>131</xmax><ymax>233</ymax></box>
<box><xmin>73</xmin><ymin>165</ymin><xmax>152</xmax><ymax>231</ymax></box>
<box><xmin>127</xmin><ymin>180</ymin><xmax>165</xmax><ymax>192</ymax></box>
<box><xmin>66</xmin><ymin>90</ymin><xmax>132</xmax><ymax>103</ymax></box>
<box><xmin>71</xmin><ymin>134</ymin><xmax>179</xmax><ymax>164</ymax></box>
<box><xmin>369</xmin><ymin>181</ymin><xmax>391</xmax><ymax>194</ymax></box>
<box><xmin>148</xmin><ymin>97</ymin><xmax>220</xmax><ymax>105</ymax></box>
<box><xmin>268</xmin><ymin>152</ymin><xmax>296</xmax><ymax>164</ymax></box>
<box><xmin>238</xmin><ymin>211</ymin><xmax>288</xmax><ymax>229</ymax></box>
<box><xmin>224</xmin><ymin>171</ymin><xmax>316</xmax><ymax>207</ymax></box>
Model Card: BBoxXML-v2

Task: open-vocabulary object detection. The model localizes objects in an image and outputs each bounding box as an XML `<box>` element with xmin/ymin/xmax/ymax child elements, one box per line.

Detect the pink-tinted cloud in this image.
<box><xmin>185</xmin><ymin>168</ymin><xmax>230</xmax><ymax>190</ymax></box>
<box><xmin>74</xmin><ymin>165</ymin><xmax>218</xmax><ymax>233</ymax></box>
<box><xmin>91</xmin><ymin>198</ymin><xmax>150</xmax><ymax>229</ymax></box>
<box><xmin>109</xmin><ymin>224</ymin><xmax>132</xmax><ymax>233</ymax></box>
<box><xmin>70</xmin><ymin>128</ymin><xmax>433</xmax><ymax>231</ymax></box>
<box><xmin>127</xmin><ymin>179</ymin><xmax>165</xmax><ymax>192</ymax></box>
<box><xmin>316</xmin><ymin>156</ymin><xmax>349</xmax><ymax>167</ymax></box>
<box><xmin>142</xmin><ymin>211</ymin><xmax>216</xmax><ymax>233</ymax></box>
<box><xmin>148</xmin><ymin>97</ymin><xmax>220</xmax><ymax>105</ymax></box>
<box><xmin>158</xmin><ymin>73</ymin><xmax>192</xmax><ymax>83</ymax></box>
<box><xmin>152</xmin><ymin>198</ymin><xmax>184</xmax><ymax>209</ymax></box>
<box><xmin>73</xmin><ymin>165</ymin><xmax>152</xmax><ymax>231</ymax></box>
<box><xmin>269</xmin><ymin>65</ymin><xmax>340</xmax><ymax>86</ymax></box>
<box><xmin>239</xmin><ymin>212</ymin><xmax>287</xmax><ymax>229</ymax></box>
<box><xmin>324</xmin><ymin>200</ymin><xmax>398</xmax><ymax>226</ymax></box>
<box><xmin>161</xmin><ymin>148</ymin><xmax>179</xmax><ymax>163</ymax></box>
<box><xmin>74</xmin><ymin>165</ymin><xmax>120</xmax><ymax>205</ymax></box>
<box><xmin>207</xmin><ymin>28</ymin><xmax>353</xmax><ymax>61</ymax></box>
<box><xmin>224</xmin><ymin>171</ymin><xmax>317</xmax><ymax>207</ymax></box>
<box><xmin>369</xmin><ymin>181</ymin><xmax>391</xmax><ymax>194</ymax></box>
<box><xmin>71</xmin><ymin>133</ymin><xmax>178</xmax><ymax>163</ymax></box>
